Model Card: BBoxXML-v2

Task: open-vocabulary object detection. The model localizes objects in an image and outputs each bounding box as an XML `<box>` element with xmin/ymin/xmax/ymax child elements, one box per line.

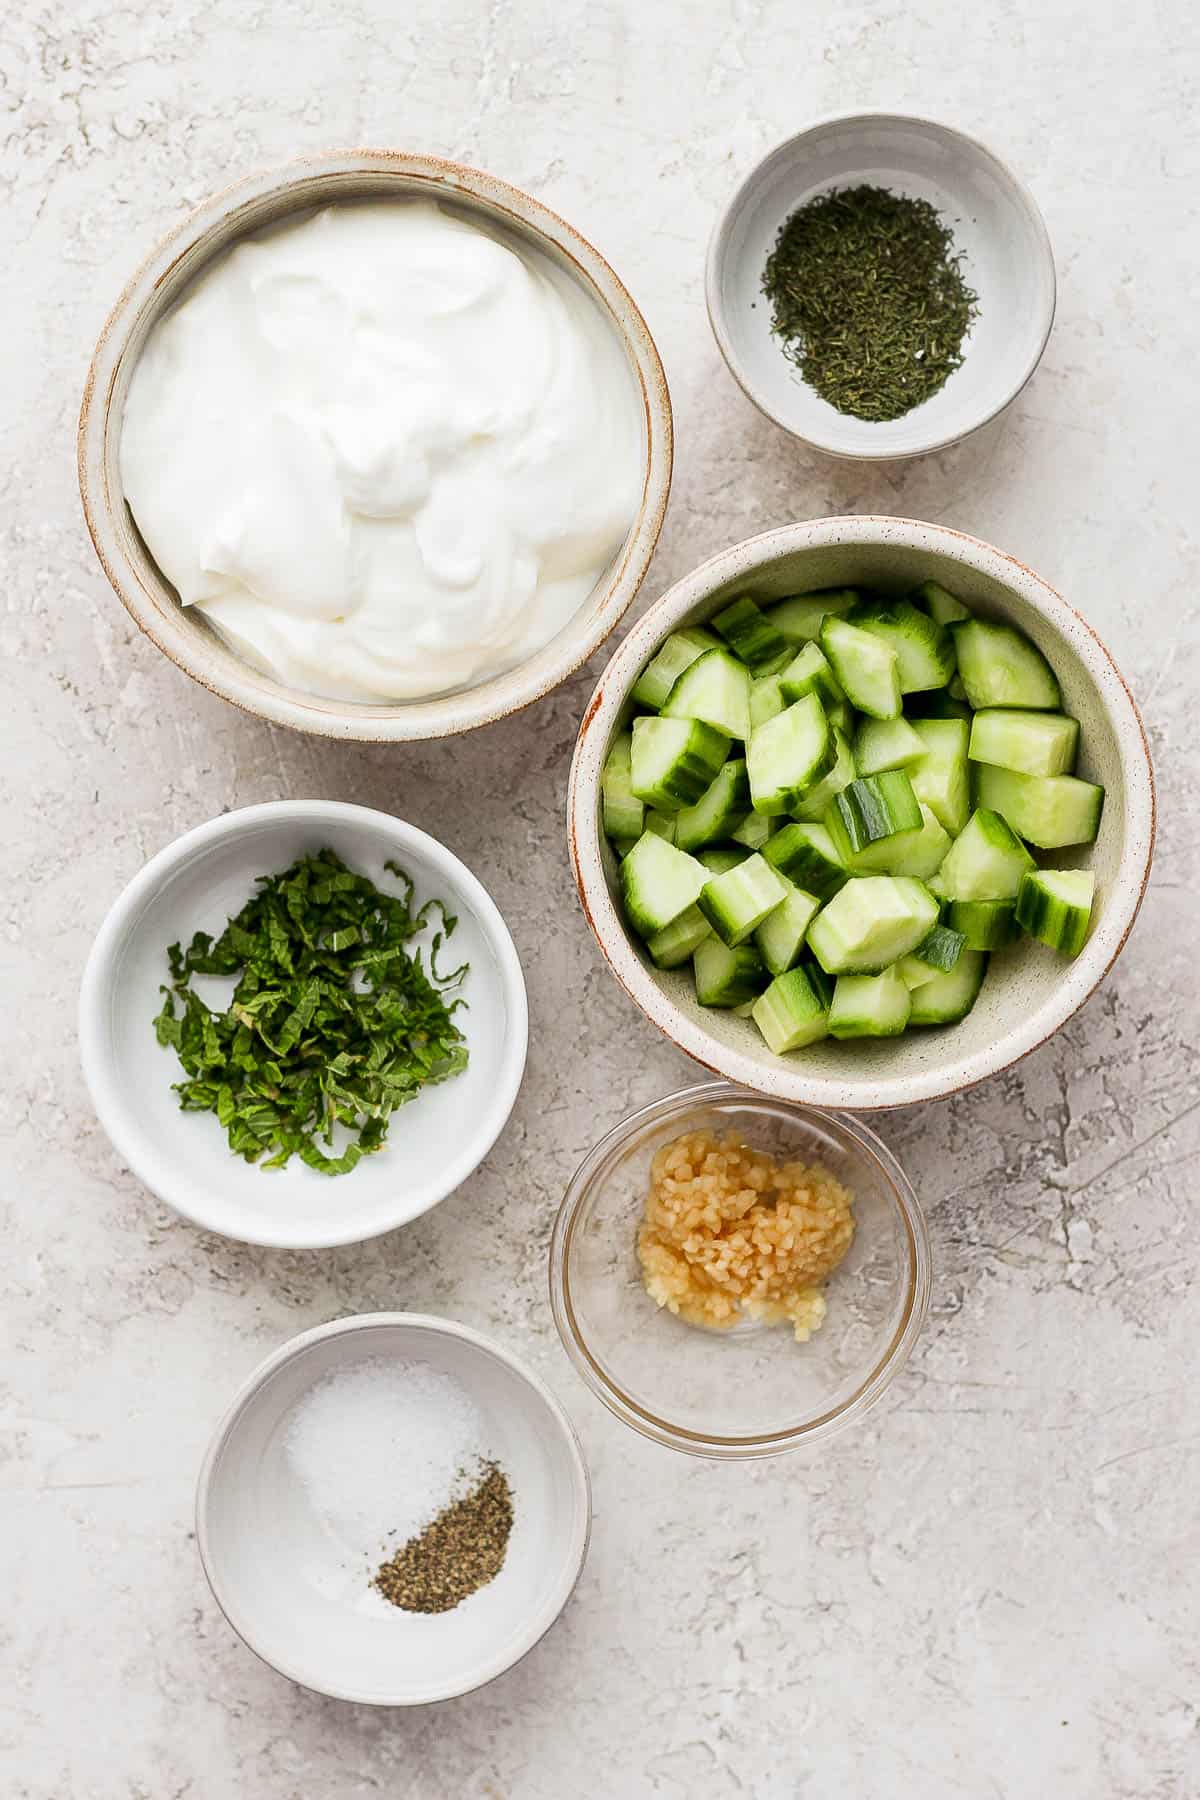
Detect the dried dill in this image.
<box><xmin>152</xmin><ymin>849</ymin><xmax>468</xmax><ymax>1176</ymax></box>
<box><xmin>761</xmin><ymin>184</ymin><xmax>979</xmax><ymax>422</ymax></box>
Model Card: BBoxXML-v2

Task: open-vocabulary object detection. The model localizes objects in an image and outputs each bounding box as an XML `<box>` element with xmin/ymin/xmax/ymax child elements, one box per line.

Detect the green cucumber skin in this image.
<box><xmin>601</xmin><ymin>732</ymin><xmax>645</xmax><ymax>840</ymax></box>
<box><xmin>908</xmin><ymin>949</ymin><xmax>988</xmax><ymax>1024</ymax></box>
<box><xmin>630</xmin><ymin>715</ymin><xmax>731</xmax><ymax>811</ymax></box>
<box><xmin>1015</xmin><ymin>870</ymin><xmax>1095</xmax><ymax>957</ymax></box>
<box><xmin>845</xmin><ymin>597</ymin><xmax>956</xmax><ymax>693</ymax></box>
<box><xmin>909</xmin><ymin>923</ymin><xmax>967</xmax><ymax>972</ymax></box>
<box><xmin>828</xmin><ymin>968</ymin><xmax>912</xmax><ymax>1038</ymax></box>
<box><xmin>673</xmin><ymin>759</ymin><xmax>751</xmax><ymax>852</ymax></box>
<box><xmin>631</xmin><ymin>630</ymin><xmax>717</xmax><ymax>711</ymax></box>
<box><xmin>694</xmin><ymin>938</ymin><xmax>767</xmax><ymax>1007</ymax></box>
<box><xmin>944</xmin><ymin>897</ymin><xmax>1019</xmax><ymax>951</ymax></box>
<box><xmin>751</xmin><ymin>966</ymin><xmax>830</xmax><ymax>1052</ymax></box>
<box><xmin>778</xmin><ymin>642</ymin><xmax>844</xmax><ymax>711</ymax></box>
<box><xmin>832</xmin><ymin>771</ymin><xmax>922</xmax><ymax>851</ymax></box>
<box><xmin>712</xmin><ymin>595</ymin><xmax>789</xmax><ymax>672</ymax></box>
<box><xmin>761</xmin><ymin>822</ymin><xmax>849</xmax><ymax>899</ymax></box>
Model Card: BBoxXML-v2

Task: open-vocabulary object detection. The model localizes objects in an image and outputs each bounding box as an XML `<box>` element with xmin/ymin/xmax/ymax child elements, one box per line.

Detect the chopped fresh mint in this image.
<box><xmin>153</xmin><ymin>849</ymin><xmax>468</xmax><ymax>1177</ymax></box>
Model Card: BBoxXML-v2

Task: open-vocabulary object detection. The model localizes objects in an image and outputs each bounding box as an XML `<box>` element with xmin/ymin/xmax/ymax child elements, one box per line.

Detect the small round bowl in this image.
<box><xmin>78</xmin><ymin>149</ymin><xmax>672</xmax><ymax>742</ymax></box>
<box><xmin>569</xmin><ymin>517</ymin><xmax>1155</xmax><ymax>1111</ymax></box>
<box><xmin>706</xmin><ymin>112</ymin><xmax>1055</xmax><ymax>459</ymax></box>
<box><xmin>549</xmin><ymin>1083</ymin><xmax>929</xmax><ymax>1457</ymax></box>
<box><xmin>79</xmin><ymin>800</ymin><xmax>528</xmax><ymax>1247</ymax></box>
<box><xmin>197</xmin><ymin>1313</ymin><xmax>591</xmax><ymax>1704</ymax></box>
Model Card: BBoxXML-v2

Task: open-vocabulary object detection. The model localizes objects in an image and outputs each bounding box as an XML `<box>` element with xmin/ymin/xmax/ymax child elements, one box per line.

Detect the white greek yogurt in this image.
<box><xmin>120</xmin><ymin>200</ymin><xmax>644</xmax><ymax>702</ymax></box>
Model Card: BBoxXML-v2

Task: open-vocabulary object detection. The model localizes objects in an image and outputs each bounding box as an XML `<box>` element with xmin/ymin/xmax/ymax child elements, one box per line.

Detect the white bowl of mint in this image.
<box><xmin>80</xmin><ymin>801</ymin><xmax>528</xmax><ymax>1246</ymax></box>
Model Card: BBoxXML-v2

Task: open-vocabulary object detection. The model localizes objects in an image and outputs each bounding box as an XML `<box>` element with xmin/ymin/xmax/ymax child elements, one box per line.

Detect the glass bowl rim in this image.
<box><xmin>548</xmin><ymin>1079</ymin><xmax>931</xmax><ymax>1459</ymax></box>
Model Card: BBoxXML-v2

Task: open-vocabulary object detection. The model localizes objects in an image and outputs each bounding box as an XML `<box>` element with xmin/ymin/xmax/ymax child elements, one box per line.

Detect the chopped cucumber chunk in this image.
<box><xmin>855</xmin><ymin>715</ymin><xmax>926</xmax><ymax>775</ymax></box>
<box><xmin>746</xmin><ymin>693</ymin><xmax>835</xmax><ymax>816</ymax></box>
<box><xmin>908</xmin><ymin>949</ymin><xmax>988</xmax><ymax>1024</ymax></box>
<box><xmin>951</xmin><ymin>618</ymin><xmax>1061</xmax><ymax>710</ymax></box>
<box><xmin>754</xmin><ymin>885</ymin><xmax>821</xmax><ymax>976</ymax></box>
<box><xmin>790</xmin><ymin>728</ymin><xmax>857</xmax><ymax>821</ymax></box>
<box><xmin>820</xmin><ymin>616</ymin><xmax>902</xmax><ymax>719</ymax></box>
<box><xmin>944</xmin><ymin>897</ymin><xmax>1019</xmax><ymax>950</ymax></box>
<box><xmin>712</xmin><ymin>595</ymin><xmax>789</xmax><ymax>672</ymax></box>
<box><xmin>674</xmin><ymin>759</ymin><xmax>751</xmax><ymax>851</ymax></box>
<box><xmin>846</xmin><ymin>597</ymin><xmax>956</xmax><ymax>692</ymax></box>
<box><xmin>969</xmin><ymin>708</ymin><xmax>1080</xmax><ymax>777</ymax></box>
<box><xmin>662</xmin><ymin>647</ymin><xmax>751</xmax><ymax>742</ymax></box>
<box><xmin>698</xmin><ymin>845</ymin><xmax>750</xmax><ymax>874</ymax></box>
<box><xmin>829</xmin><ymin>966</ymin><xmax>912</xmax><ymax>1038</ymax></box>
<box><xmin>619</xmin><ymin>832</ymin><xmax>708</xmax><ymax>938</ymax></box>
<box><xmin>730</xmin><ymin>809</ymin><xmax>777</xmax><ymax>850</ymax></box>
<box><xmin>751</xmin><ymin>965</ymin><xmax>830</xmax><ymax>1052</ymax></box>
<box><xmin>826</xmin><ymin>801</ymin><xmax>952</xmax><ymax>880</ymax></box>
<box><xmin>778</xmin><ymin>642</ymin><xmax>844</xmax><ymax>711</ymax></box>
<box><xmin>631</xmin><ymin>627</ymin><xmax>719</xmax><ymax>711</ymax></box>
<box><xmin>761</xmin><ymin>821</ymin><xmax>849</xmax><ymax>899</ymax></box>
<box><xmin>630</xmin><ymin>715</ymin><xmax>730</xmax><ymax>811</ymax></box>
<box><xmin>601</xmin><ymin>732</ymin><xmax>644</xmax><ymax>840</ymax></box>
<box><xmin>765</xmin><ymin>589</ymin><xmax>860</xmax><ymax>644</ymax></box>
<box><xmin>698</xmin><ymin>852</ymin><xmax>791</xmax><ymax>947</ymax></box>
<box><xmin>831</xmin><ymin>771</ymin><xmax>922</xmax><ymax>851</ymax></box>
<box><xmin>898</xmin><ymin>957</ymin><xmax>939</xmax><ymax>990</ymax></box>
<box><xmin>1016</xmin><ymin>868</ymin><xmax>1096</xmax><ymax>957</ymax></box>
<box><xmin>694</xmin><ymin>938</ymin><xmax>767</xmax><ymax>1008</ymax></box>
<box><xmin>750</xmin><ymin>672</ymin><xmax>787</xmax><ymax>730</ymax></box>
<box><xmin>974</xmin><ymin>763</ymin><xmax>1105</xmax><ymax>848</ymax></box>
<box><xmin>909</xmin><ymin>716</ymin><xmax>971</xmax><ymax>835</ymax></box>
<box><xmin>806</xmin><ymin>876</ymin><xmax>939</xmax><ymax>975</ymax></box>
<box><xmin>912</xmin><ymin>579</ymin><xmax>971</xmax><ymax>625</ymax></box>
<box><xmin>937</xmin><ymin>807</ymin><xmax>1036</xmax><ymax>900</ymax></box>
<box><xmin>647</xmin><ymin>905</ymin><xmax>712</xmax><ymax>969</ymax></box>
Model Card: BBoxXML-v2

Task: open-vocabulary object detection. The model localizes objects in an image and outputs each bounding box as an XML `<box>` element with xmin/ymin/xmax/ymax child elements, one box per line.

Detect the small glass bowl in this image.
<box><xmin>549</xmin><ymin>1082</ymin><xmax>930</xmax><ymax>1459</ymax></box>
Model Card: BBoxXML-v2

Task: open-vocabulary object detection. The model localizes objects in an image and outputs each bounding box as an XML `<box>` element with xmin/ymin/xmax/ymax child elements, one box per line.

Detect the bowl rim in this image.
<box><xmin>705</xmin><ymin>109</ymin><xmax>1057</xmax><ymax>461</ymax></box>
<box><xmin>548</xmin><ymin>1081</ymin><xmax>931</xmax><ymax>1458</ymax></box>
<box><xmin>194</xmin><ymin>1311</ymin><xmax>592</xmax><ymax>1705</ymax></box>
<box><xmin>77</xmin><ymin>147</ymin><xmax>673</xmax><ymax>742</ymax></box>
<box><xmin>78</xmin><ymin>798</ymin><xmax>529</xmax><ymax>1247</ymax></box>
<box><xmin>568</xmin><ymin>515</ymin><xmax>1156</xmax><ymax>1110</ymax></box>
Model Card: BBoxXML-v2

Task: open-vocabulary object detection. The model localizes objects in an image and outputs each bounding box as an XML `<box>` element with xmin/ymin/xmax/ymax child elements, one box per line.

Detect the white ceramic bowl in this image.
<box><xmin>569</xmin><ymin>517</ymin><xmax>1155</xmax><ymax>1111</ymax></box>
<box><xmin>196</xmin><ymin>1314</ymin><xmax>591</xmax><ymax>1705</ymax></box>
<box><xmin>706</xmin><ymin>112</ymin><xmax>1055</xmax><ymax>459</ymax></box>
<box><xmin>78</xmin><ymin>149</ymin><xmax>673</xmax><ymax>741</ymax></box>
<box><xmin>80</xmin><ymin>801</ymin><xmax>528</xmax><ymax>1246</ymax></box>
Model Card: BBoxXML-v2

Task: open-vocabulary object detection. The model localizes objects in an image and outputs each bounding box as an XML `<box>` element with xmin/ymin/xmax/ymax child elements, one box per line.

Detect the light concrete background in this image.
<box><xmin>4</xmin><ymin>1</ymin><xmax>1198</xmax><ymax>1795</ymax></box>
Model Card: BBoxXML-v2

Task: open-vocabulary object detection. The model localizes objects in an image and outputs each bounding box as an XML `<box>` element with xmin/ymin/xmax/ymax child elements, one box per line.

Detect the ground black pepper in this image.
<box><xmin>374</xmin><ymin>1462</ymin><xmax>514</xmax><ymax>1613</ymax></box>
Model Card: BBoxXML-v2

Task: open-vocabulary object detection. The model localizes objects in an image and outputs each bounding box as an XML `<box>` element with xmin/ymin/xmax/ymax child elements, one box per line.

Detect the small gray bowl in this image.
<box><xmin>706</xmin><ymin>112</ymin><xmax>1056</xmax><ymax>460</ymax></box>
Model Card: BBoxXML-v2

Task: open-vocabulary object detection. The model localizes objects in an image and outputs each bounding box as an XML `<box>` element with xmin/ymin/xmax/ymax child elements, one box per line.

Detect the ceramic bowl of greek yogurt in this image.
<box><xmin>78</xmin><ymin>150</ymin><xmax>673</xmax><ymax>742</ymax></box>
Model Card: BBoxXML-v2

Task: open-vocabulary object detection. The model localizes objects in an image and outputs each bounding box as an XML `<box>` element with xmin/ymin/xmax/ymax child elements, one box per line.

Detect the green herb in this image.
<box><xmin>761</xmin><ymin>184</ymin><xmax>979</xmax><ymax>422</ymax></box>
<box><xmin>374</xmin><ymin>1462</ymin><xmax>514</xmax><ymax>1613</ymax></box>
<box><xmin>152</xmin><ymin>849</ymin><xmax>468</xmax><ymax>1177</ymax></box>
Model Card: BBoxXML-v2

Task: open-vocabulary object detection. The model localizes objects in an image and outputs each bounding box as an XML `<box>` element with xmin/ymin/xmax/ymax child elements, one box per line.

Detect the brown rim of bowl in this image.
<box><xmin>548</xmin><ymin>1082</ymin><xmax>932</xmax><ymax>1458</ymax></box>
<box><xmin>77</xmin><ymin>148</ymin><xmax>674</xmax><ymax>743</ymax></box>
<box><xmin>567</xmin><ymin>516</ymin><xmax>1156</xmax><ymax>1111</ymax></box>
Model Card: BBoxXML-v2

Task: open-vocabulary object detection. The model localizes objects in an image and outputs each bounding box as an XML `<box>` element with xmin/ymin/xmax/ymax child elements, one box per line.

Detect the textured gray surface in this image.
<box><xmin>4</xmin><ymin>2</ymin><xmax>1198</xmax><ymax>1795</ymax></box>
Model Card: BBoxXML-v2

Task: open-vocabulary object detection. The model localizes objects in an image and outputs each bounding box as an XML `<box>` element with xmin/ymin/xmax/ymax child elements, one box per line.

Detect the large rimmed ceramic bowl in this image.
<box><xmin>78</xmin><ymin>149</ymin><xmax>673</xmax><ymax>742</ymax></box>
<box><xmin>568</xmin><ymin>517</ymin><xmax>1155</xmax><ymax>1111</ymax></box>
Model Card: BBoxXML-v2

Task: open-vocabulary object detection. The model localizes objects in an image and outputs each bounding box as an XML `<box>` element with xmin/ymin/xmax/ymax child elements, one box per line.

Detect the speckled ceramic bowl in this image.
<box><xmin>707</xmin><ymin>112</ymin><xmax>1055</xmax><ymax>459</ymax></box>
<box><xmin>569</xmin><ymin>517</ymin><xmax>1155</xmax><ymax>1111</ymax></box>
<box><xmin>78</xmin><ymin>149</ymin><xmax>673</xmax><ymax>742</ymax></box>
